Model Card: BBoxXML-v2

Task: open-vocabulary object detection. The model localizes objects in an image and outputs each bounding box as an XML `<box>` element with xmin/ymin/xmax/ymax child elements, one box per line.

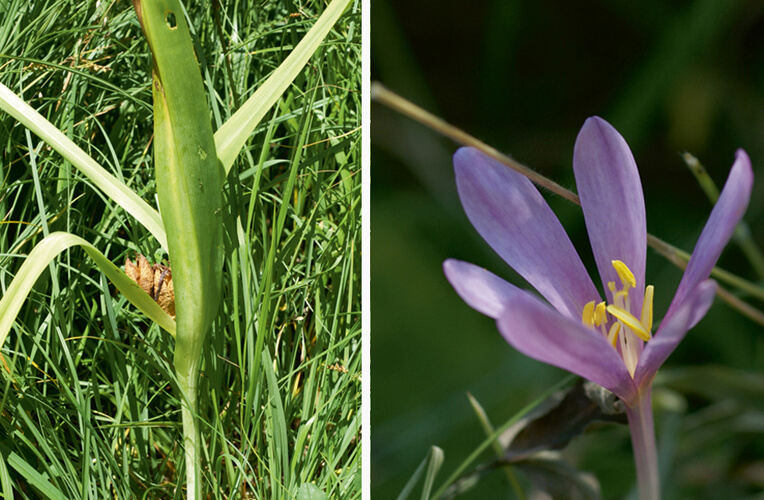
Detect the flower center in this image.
<box><xmin>581</xmin><ymin>260</ymin><xmax>654</xmax><ymax>376</ymax></box>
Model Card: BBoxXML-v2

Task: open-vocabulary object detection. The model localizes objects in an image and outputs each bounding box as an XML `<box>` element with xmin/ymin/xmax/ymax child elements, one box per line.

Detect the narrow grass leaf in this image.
<box><xmin>0</xmin><ymin>452</ymin><xmax>11</xmax><ymax>500</ymax></box>
<box><xmin>0</xmin><ymin>82</ymin><xmax>167</xmax><ymax>249</ymax></box>
<box><xmin>214</xmin><ymin>0</ymin><xmax>353</xmax><ymax>174</ymax></box>
<box><xmin>0</xmin><ymin>444</ymin><xmax>64</xmax><ymax>499</ymax></box>
<box><xmin>421</xmin><ymin>446</ymin><xmax>444</xmax><ymax>500</ymax></box>
<box><xmin>262</xmin><ymin>349</ymin><xmax>290</xmax><ymax>493</ymax></box>
<box><xmin>467</xmin><ymin>392</ymin><xmax>525</xmax><ymax>497</ymax></box>
<box><xmin>396</xmin><ymin>447</ymin><xmax>444</xmax><ymax>500</ymax></box>
<box><xmin>0</xmin><ymin>231</ymin><xmax>176</xmax><ymax>350</ymax></box>
<box><xmin>430</xmin><ymin>375</ymin><xmax>575</xmax><ymax>500</ymax></box>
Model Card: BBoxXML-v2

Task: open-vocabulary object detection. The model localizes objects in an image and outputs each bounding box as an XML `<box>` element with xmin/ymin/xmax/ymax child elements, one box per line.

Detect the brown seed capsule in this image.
<box><xmin>125</xmin><ymin>254</ymin><xmax>154</xmax><ymax>296</ymax></box>
<box><xmin>125</xmin><ymin>254</ymin><xmax>176</xmax><ymax>319</ymax></box>
<box><xmin>153</xmin><ymin>264</ymin><xmax>175</xmax><ymax>318</ymax></box>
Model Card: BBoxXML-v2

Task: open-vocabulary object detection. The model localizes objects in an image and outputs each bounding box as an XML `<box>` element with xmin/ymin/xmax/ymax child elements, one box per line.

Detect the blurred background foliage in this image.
<box><xmin>372</xmin><ymin>0</ymin><xmax>764</xmax><ymax>498</ymax></box>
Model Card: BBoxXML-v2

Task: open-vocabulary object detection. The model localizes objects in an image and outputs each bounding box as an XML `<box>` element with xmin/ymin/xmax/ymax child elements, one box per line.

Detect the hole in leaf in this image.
<box><xmin>166</xmin><ymin>12</ymin><xmax>177</xmax><ymax>29</ymax></box>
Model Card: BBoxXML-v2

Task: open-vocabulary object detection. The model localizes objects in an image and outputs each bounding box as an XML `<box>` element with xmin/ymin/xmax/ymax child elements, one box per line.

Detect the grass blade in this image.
<box><xmin>0</xmin><ymin>444</ymin><xmax>64</xmax><ymax>500</ymax></box>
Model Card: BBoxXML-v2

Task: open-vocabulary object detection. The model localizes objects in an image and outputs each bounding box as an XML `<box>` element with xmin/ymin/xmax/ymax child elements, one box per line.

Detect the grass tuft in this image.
<box><xmin>0</xmin><ymin>0</ymin><xmax>360</xmax><ymax>498</ymax></box>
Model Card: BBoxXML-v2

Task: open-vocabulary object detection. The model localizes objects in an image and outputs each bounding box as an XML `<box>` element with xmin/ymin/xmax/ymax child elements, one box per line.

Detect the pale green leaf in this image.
<box><xmin>396</xmin><ymin>446</ymin><xmax>444</xmax><ymax>500</ymax></box>
<box><xmin>0</xmin><ymin>451</ymin><xmax>12</xmax><ymax>500</ymax></box>
<box><xmin>0</xmin><ymin>444</ymin><xmax>64</xmax><ymax>499</ymax></box>
<box><xmin>296</xmin><ymin>483</ymin><xmax>329</xmax><ymax>500</ymax></box>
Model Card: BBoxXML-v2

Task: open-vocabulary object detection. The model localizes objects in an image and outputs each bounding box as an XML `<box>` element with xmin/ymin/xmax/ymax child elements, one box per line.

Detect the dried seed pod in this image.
<box><xmin>125</xmin><ymin>254</ymin><xmax>176</xmax><ymax>319</ymax></box>
<box><xmin>153</xmin><ymin>264</ymin><xmax>175</xmax><ymax>318</ymax></box>
<box><xmin>124</xmin><ymin>256</ymin><xmax>140</xmax><ymax>282</ymax></box>
<box><xmin>125</xmin><ymin>254</ymin><xmax>154</xmax><ymax>296</ymax></box>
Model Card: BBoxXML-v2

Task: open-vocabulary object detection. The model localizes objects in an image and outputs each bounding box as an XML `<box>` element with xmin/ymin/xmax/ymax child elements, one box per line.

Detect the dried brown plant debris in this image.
<box><xmin>125</xmin><ymin>254</ymin><xmax>175</xmax><ymax>319</ymax></box>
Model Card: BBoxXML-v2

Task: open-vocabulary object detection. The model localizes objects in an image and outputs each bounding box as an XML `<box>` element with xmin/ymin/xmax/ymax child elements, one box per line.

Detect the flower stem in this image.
<box><xmin>178</xmin><ymin>363</ymin><xmax>201</xmax><ymax>500</ymax></box>
<box><xmin>625</xmin><ymin>390</ymin><xmax>660</xmax><ymax>500</ymax></box>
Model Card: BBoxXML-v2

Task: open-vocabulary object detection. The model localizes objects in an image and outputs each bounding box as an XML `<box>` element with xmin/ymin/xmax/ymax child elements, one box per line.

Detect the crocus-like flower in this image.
<box><xmin>444</xmin><ymin>117</ymin><xmax>753</xmax><ymax>499</ymax></box>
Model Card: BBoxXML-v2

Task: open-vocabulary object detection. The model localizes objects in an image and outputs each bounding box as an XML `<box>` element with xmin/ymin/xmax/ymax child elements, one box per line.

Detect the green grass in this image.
<box><xmin>0</xmin><ymin>0</ymin><xmax>361</xmax><ymax>498</ymax></box>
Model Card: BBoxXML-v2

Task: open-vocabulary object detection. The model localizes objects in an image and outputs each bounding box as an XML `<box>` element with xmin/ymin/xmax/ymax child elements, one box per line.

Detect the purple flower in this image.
<box><xmin>444</xmin><ymin>116</ymin><xmax>752</xmax><ymax>498</ymax></box>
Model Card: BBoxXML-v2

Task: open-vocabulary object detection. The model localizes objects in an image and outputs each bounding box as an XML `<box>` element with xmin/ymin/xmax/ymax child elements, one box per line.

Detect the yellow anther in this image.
<box><xmin>582</xmin><ymin>301</ymin><xmax>596</xmax><ymax>327</ymax></box>
<box><xmin>641</xmin><ymin>285</ymin><xmax>654</xmax><ymax>332</ymax></box>
<box><xmin>612</xmin><ymin>260</ymin><xmax>637</xmax><ymax>289</ymax></box>
<box><xmin>607</xmin><ymin>281</ymin><xmax>616</xmax><ymax>292</ymax></box>
<box><xmin>607</xmin><ymin>322</ymin><xmax>621</xmax><ymax>347</ymax></box>
<box><xmin>594</xmin><ymin>302</ymin><xmax>607</xmax><ymax>326</ymax></box>
<box><xmin>606</xmin><ymin>304</ymin><xmax>651</xmax><ymax>342</ymax></box>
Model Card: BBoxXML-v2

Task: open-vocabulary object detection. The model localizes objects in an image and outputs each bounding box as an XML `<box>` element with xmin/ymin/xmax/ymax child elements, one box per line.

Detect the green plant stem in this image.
<box><xmin>370</xmin><ymin>83</ymin><xmax>578</xmax><ymax>204</ymax></box>
<box><xmin>177</xmin><ymin>356</ymin><xmax>202</xmax><ymax>500</ymax></box>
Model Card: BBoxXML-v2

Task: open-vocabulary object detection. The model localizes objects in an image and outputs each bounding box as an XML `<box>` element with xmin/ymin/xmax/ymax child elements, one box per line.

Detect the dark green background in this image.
<box><xmin>372</xmin><ymin>1</ymin><xmax>764</xmax><ymax>498</ymax></box>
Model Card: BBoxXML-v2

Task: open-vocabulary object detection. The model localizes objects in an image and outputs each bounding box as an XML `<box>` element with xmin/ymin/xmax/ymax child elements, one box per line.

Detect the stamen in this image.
<box><xmin>641</xmin><ymin>285</ymin><xmax>654</xmax><ymax>332</ymax></box>
<box><xmin>614</xmin><ymin>290</ymin><xmax>628</xmax><ymax>307</ymax></box>
<box><xmin>612</xmin><ymin>260</ymin><xmax>636</xmax><ymax>289</ymax></box>
<box><xmin>594</xmin><ymin>302</ymin><xmax>607</xmax><ymax>326</ymax></box>
<box><xmin>607</xmin><ymin>305</ymin><xmax>651</xmax><ymax>342</ymax></box>
<box><xmin>620</xmin><ymin>330</ymin><xmax>639</xmax><ymax>377</ymax></box>
<box><xmin>582</xmin><ymin>301</ymin><xmax>596</xmax><ymax>327</ymax></box>
<box><xmin>607</xmin><ymin>322</ymin><xmax>621</xmax><ymax>347</ymax></box>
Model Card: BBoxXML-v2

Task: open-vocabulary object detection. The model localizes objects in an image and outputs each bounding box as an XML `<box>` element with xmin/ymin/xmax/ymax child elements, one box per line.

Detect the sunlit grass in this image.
<box><xmin>0</xmin><ymin>0</ymin><xmax>361</xmax><ymax>498</ymax></box>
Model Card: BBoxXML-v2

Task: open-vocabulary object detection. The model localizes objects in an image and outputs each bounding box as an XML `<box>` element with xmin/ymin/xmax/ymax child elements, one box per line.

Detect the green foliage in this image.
<box><xmin>0</xmin><ymin>0</ymin><xmax>361</xmax><ymax>498</ymax></box>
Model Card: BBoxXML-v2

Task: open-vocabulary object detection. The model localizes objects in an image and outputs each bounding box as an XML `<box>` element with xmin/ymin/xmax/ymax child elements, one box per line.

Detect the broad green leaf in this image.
<box><xmin>296</xmin><ymin>483</ymin><xmax>329</xmax><ymax>500</ymax></box>
<box><xmin>135</xmin><ymin>0</ymin><xmax>223</xmax><ymax>354</ymax></box>
<box><xmin>134</xmin><ymin>1</ymin><xmax>224</xmax><ymax>497</ymax></box>
<box><xmin>0</xmin><ymin>82</ymin><xmax>167</xmax><ymax>250</ymax></box>
<box><xmin>0</xmin><ymin>231</ymin><xmax>176</xmax><ymax>350</ymax></box>
<box><xmin>214</xmin><ymin>0</ymin><xmax>353</xmax><ymax>174</ymax></box>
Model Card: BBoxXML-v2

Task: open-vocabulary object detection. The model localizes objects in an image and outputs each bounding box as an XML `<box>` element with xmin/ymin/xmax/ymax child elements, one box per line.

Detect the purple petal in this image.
<box><xmin>666</xmin><ymin>149</ymin><xmax>753</xmax><ymax>320</ymax></box>
<box><xmin>443</xmin><ymin>259</ymin><xmax>525</xmax><ymax>319</ymax></box>
<box><xmin>454</xmin><ymin>147</ymin><xmax>600</xmax><ymax>321</ymax></box>
<box><xmin>496</xmin><ymin>292</ymin><xmax>638</xmax><ymax>403</ymax></box>
<box><xmin>634</xmin><ymin>279</ymin><xmax>718</xmax><ymax>388</ymax></box>
<box><xmin>573</xmin><ymin>117</ymin><xmax>647</xmax><ymax>305</ymax></box>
